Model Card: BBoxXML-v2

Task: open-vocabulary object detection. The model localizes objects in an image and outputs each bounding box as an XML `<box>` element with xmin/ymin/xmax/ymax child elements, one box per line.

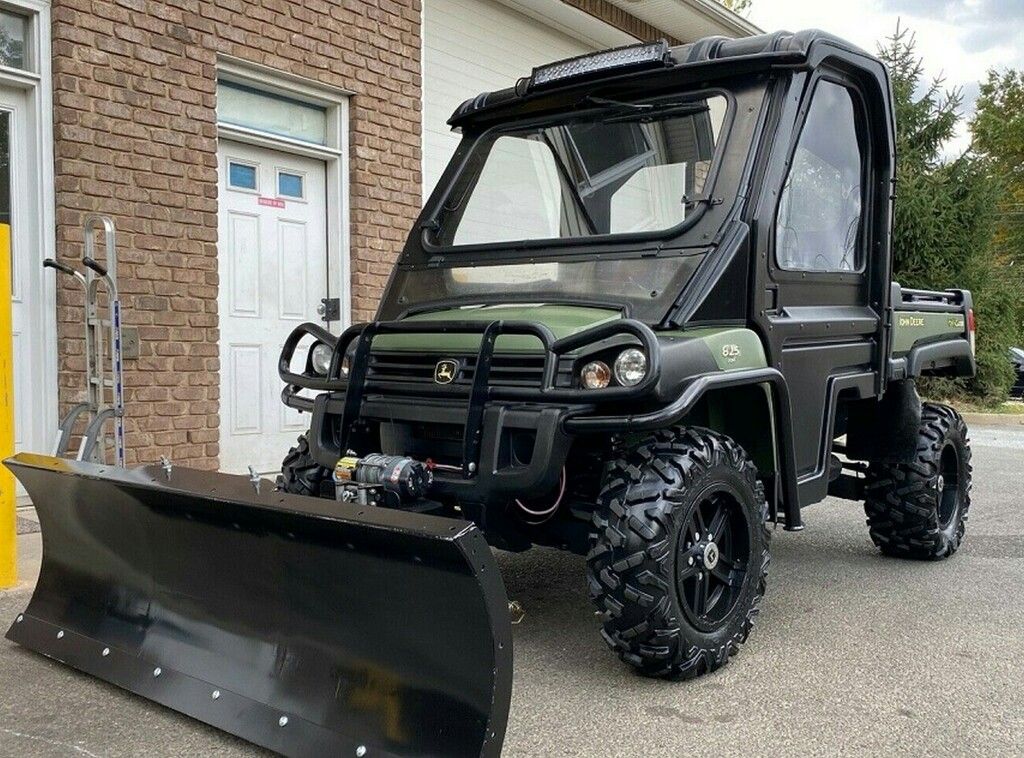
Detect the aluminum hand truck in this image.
<box><xmin>43</xmin><ymin>215</ymin><xmax>125</xmax><ymax>467</ymax></box>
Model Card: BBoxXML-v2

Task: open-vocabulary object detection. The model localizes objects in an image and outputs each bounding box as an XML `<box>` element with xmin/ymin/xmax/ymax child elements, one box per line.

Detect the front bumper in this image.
<box><xmin>306</xmin><ymin>393</ymin><xmax>578</xmax><ymax>501</ymax></box>
<box><xmin>279</xmin><ymin>317</ymin><xmax>661</xmax><ymax>501</ymax></box>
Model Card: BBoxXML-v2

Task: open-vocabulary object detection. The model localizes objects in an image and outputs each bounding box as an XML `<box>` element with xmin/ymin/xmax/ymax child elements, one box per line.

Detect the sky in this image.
<box><xmin>745</xmin><ymin>0</ymin><xmax>1024</xmax><ymax>155</ymax></box>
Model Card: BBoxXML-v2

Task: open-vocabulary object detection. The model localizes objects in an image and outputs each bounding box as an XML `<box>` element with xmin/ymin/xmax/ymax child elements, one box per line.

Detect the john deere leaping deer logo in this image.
<box><xmin>434</xmin><ymin>359</ymin><xmax>459</xmax><ymax>384</ymax></box>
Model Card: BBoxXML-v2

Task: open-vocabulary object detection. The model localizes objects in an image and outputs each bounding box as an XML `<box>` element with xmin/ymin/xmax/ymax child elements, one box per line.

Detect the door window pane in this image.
<box><xmin>776</xmin><ymin>81</ymin><xmax>865</xmax><ymax>272</ymax></box>
<box><xmin>278</xmin><ymin>171</ymin><xmax>304</xmax><ymax>198</ymax></box>
<box><xmin>0</xmin><ymin>12</ymin><xmax>28</xmax><ymax>70</ymax></box>
<box><xmin>228</xmin><ymin>161</ymin><xmax>257</xmax><ymax>190</ymax></box>
<box><xmin>217</xmin><ymin>80</ymin><xmax>327</xmax><ymax>145</ymax></box>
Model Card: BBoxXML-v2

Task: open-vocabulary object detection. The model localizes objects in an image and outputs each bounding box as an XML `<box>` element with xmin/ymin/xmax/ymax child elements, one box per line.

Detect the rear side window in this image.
<box><xmin>776</xmin><ymin>81</ymin><xmax>865</xmax><ymax>273</ymax></box>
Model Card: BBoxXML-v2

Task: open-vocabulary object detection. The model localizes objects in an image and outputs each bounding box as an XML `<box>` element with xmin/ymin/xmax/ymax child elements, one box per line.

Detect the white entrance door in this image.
<box><xmin>217</xmin><ymin>140</ymin><xmax>328</xmax><ymax>474</ymax></box>
<box><xmin>6</xmin><ymin>85</ymin><xmax>48</xmax><ymax>474</ymax></box>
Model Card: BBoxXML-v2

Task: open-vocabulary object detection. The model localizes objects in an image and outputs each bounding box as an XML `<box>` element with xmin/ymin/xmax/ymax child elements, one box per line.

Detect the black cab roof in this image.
<box><xmin>449</xmin><ymin>29</ymin><xmax>881</xmax><ymax>129</ymax></box>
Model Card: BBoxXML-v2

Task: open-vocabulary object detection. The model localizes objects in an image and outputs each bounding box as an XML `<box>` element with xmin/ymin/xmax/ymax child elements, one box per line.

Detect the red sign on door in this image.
<box><xmin>258</xmin><ymin>197</ymin><xmax>285</xmax><ymax>208</ymax></box>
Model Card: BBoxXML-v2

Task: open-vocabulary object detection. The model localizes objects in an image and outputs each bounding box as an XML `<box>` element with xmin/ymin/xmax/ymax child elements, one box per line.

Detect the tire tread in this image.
<box><xmin>276</xmin><ymin>434</ymin><xmax>331</xmax><ymax>498</ymax></box>
<box><xmin>587</xmin><ymin>426</ymin><xmax>770</xmax><ymax>680</ymax></box>
<box><xmin>864</xmin><ymin>403</ymin><xmax>972</xmax><ymax>560</ymax></box>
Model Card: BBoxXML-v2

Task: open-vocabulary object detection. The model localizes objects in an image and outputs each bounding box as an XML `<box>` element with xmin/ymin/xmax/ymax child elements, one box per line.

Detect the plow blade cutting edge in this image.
<box><xmin>5</xmin><ymin>453</ymin><xmax>512</xmax><ymax>757</ymax></box>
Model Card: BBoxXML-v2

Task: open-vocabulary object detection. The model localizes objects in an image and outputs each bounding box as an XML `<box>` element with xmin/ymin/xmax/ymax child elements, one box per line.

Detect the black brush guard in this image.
<box><xmin>5</xmin><ymin>453</ymin><xmax>512</xmax><ymax>757</ymax></box>
<box><xmin>277</xmin><ymin>317</ymin><xmax>803</xmax><ymax>530</ymax></box>
<box><xmin>279</xmin><ymin>317</ymin><xmax>662</xmax><ymax>477</ymax></box>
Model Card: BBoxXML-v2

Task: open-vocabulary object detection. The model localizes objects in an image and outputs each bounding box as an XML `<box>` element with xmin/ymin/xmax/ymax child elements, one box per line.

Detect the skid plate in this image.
<box><xmin>5</xmin><ymin>453</ymin><xmax>512</xmax><ymax>757</ymax></box>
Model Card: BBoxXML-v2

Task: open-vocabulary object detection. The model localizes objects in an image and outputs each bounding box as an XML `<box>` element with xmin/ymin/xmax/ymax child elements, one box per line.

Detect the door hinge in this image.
<box><xmin>318</xmin><ymin>297</ymin><xmax>340</xmax><ymax>322</ymax></box>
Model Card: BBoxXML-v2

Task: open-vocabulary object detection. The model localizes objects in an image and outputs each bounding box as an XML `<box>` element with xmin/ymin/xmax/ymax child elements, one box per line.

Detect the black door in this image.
<box><xmin>755</xmin><ymin>74</ymin><xmax>882</xmax><ymax>505</ymax></box>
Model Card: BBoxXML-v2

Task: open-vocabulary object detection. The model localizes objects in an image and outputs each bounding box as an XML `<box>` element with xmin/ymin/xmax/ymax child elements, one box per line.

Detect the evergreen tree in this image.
<box><xmin>971</xmin><ymin>69</ymin><xmax>1024</xmax><ymax>363</ymax></box>
<box><xmin>879</xmin><ymin>26</ymin><xmax>1013</xmax><ymax>402</ymax></box>
<box><xmin>718</xmin><ymin>0</ymin><xmax>752</xmax><ymax>14</ymax></box>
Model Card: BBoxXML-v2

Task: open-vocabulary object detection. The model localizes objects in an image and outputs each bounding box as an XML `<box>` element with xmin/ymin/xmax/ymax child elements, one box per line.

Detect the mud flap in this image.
<box><xmin>5</xmin><ymin>453</ymin><xmax>512</xmax><ymax>757</ymax></box>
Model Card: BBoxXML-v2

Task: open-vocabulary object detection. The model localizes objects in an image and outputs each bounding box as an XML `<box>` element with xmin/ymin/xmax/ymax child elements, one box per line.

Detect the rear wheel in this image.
<box><xmin>864</xmin><ymin>403</ymin><xmax>972</xmax><ymax>560</ymax></box>
<box><xmin>277</xmin><ymin>434</ymin><xmax>332</xmax><ymax>498</ymax></box>
<box><xmin>587</xmin><ymin>427</ymin><xmax>770</xmax><ymax>680</ymax></box>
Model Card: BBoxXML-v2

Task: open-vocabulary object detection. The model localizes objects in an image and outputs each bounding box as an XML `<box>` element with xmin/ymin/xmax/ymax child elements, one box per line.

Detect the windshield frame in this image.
<box><xmin>421</xmin><ymin>87</ymin><xmax>736</xmax><ymax>256</ymax></box>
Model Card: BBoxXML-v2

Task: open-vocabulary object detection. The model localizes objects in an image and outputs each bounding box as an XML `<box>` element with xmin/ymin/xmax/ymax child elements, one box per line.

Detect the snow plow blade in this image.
<box><xmin>5</xmin><ymin>453</ymin><xmax>512</xmax><ymax>757</ymax></box>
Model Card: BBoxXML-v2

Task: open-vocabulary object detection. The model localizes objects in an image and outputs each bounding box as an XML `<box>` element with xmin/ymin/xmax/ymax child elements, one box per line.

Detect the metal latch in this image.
<box><xmin>318</xmin><ymin>297</ymin><xmax>340</xmax><ymax>322</ymax></box>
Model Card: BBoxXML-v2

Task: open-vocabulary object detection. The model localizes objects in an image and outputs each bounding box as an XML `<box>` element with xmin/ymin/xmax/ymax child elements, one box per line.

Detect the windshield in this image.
<box><xmin>382</xmin><ymin>254</ymin><xmax>705</xmax><ymax>322</ymax></box>
<box><xmin>430</xmin><ymin>94</ymin><xmax>728</xmax><ymax>248</ymax></box>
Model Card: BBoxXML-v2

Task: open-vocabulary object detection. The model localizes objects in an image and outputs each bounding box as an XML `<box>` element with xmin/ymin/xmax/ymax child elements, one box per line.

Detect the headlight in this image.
<box><xmin>613</xmin><ymin>348</ymin><xmax>647</xmax><ymax>387</ymax></box>
<box><xmin>338</xmin><ymin>343</ymin><xmax>357</xmax><ymax>377</ymax></box>
<box><xmin>310</xmin><ymin>342</ymin><xmax>333</xmax><ymax>376</ymax></box>
<box><xmin>580</xmin><ymin>360</ymin><xmax>611</xmax><ymax>390</ymax></box>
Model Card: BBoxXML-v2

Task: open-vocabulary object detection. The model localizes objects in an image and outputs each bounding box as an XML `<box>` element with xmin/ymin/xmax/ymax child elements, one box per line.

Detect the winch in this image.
<box><xmin>334</xmin><ymin>453</ymin><xmax>433</xmax><ymax>506</ymax></box>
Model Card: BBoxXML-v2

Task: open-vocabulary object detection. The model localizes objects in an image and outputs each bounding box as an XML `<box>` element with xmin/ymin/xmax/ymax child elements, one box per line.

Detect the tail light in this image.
<box><xmin>967</xmin><ymin>308</ymin><xmax>976</xmax><ymax>356</ymax></box>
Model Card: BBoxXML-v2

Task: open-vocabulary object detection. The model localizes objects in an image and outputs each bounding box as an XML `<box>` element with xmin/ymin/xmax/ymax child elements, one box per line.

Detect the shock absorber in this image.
<box><xmin>334</xmin><ymin>454</ymin><xmax>432</xmax><ymax>502</ymax></box>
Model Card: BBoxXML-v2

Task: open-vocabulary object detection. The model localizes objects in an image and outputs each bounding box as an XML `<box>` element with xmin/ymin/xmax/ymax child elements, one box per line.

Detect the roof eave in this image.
<box><xmin>602</xmin><ymin>0</ymin><xmax>762</xmax><ymax>43</ymax></box>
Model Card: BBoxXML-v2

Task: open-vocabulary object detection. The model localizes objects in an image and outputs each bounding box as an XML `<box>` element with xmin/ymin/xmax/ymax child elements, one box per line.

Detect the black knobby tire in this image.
<box><xmin>864</xmin><ymin>403</ymin><xmax>972</xmax><ymax>560</ymax></box>
<box><xmin>587</xmin><ymin>427</ymin><xmax>770</xmax><ymax>680</ymax></box>
<box><xmin>277</xmin><ymin>434</ymin><xmax>331</xmax><ymax>498</ymax></box>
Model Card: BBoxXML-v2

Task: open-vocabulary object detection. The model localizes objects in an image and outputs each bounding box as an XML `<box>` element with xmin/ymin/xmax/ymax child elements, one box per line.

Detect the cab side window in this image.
<box><xmin>776</xmin><ymin>81</ymin><xmax>866</xmax><ymax>273</ymax></box>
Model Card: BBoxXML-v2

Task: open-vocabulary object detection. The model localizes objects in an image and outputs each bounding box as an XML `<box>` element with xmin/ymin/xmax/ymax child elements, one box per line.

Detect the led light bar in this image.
<box><xmin>530</xmin><ymin>40</ymin><xmax>671</xmax><ymax>89</ymax></box>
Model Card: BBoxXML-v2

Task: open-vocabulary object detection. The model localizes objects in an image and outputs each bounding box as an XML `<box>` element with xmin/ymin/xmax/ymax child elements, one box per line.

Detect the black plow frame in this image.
<box><xmin>5</xmin><ymin>453</ymin><xmax>513</xmax><ymax>757</ymax></box>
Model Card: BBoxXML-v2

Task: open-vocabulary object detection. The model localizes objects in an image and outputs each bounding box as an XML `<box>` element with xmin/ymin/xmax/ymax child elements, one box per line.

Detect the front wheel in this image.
<box><xmin>587</xmin><ymin>427</ymin><xmax>770</xmax><ymax>680</ymax></box>
<box><xmin>864</xmin><ymin>403</ymin><xmax>972</xmax><ymax>560</ymax></box>
<box><xmin>277</xmin><ymin>433</ymin><xmax>333</xmax><ymax>498</ymax></box>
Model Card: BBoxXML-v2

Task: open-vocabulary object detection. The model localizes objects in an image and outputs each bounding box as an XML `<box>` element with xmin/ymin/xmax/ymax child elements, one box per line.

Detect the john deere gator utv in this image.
<box><xmin>8</xmin><ymin>30</ymin><xmax>976</xmax><ymax>757</ymax></box>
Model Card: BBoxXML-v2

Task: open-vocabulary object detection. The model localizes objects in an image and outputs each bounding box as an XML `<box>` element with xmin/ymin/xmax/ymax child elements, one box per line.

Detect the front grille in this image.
<box><xmin>367</xmin><ymin>352</ymin><xmax>548</xmax><ymax>388</ymax></box>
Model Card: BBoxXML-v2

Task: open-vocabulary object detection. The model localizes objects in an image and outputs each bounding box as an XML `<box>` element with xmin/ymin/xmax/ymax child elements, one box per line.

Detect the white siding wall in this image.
<box><xmin>422</xmin><ymin>0</ymin><xmax>597</xmax><ymax>198</ymax></box>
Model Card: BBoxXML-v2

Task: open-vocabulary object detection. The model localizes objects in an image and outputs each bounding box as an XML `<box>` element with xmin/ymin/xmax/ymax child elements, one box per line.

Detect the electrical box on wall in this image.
<box><xmin>121</xmin><ymin>326</ymin><xmax>140</xmax><ymax>360</ymax></box>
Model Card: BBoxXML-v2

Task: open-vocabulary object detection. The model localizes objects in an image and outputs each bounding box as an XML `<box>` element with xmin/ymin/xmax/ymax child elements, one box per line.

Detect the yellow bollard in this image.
<box><xmin>0</xmin><ymin>220</ymin><xmax>15</xmax><ymax>588</ymax></box>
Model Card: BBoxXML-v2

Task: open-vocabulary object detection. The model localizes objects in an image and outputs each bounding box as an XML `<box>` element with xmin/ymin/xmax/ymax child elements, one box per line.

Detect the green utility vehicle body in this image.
<box><xmin>273</xmin><ymin>21</ymin><xmax>976</xmax><ymax>701</ymax></box>
<box><xmin>375</xmin><ymin>303</ymin><xmax>769</xmax><ymax>369</ymax></box>
<box><xmin>280</xmin><ymin>30</ymin><xmax>975</xmax><ymax>544</ymax></box>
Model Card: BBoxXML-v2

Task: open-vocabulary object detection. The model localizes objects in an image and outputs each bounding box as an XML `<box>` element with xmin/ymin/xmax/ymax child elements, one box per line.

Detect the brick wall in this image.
<box><xmin>52</xmin><ymin>0</ymin><xmax>423</xmax><ymax>469</ymax></box>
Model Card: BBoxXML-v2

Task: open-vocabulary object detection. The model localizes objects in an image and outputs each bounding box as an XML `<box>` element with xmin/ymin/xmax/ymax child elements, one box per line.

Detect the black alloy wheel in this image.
<box><xmin>676</xmin><ymin>488</ymin><xmax>753</xmax><ymax>632</ymax></box>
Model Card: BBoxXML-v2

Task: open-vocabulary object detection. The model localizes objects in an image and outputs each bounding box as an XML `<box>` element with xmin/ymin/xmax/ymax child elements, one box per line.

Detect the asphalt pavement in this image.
<box><xmin>2</xmin><ymin>425</ymin><xmax>1023</xmax><ymax>757</ymax></box>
